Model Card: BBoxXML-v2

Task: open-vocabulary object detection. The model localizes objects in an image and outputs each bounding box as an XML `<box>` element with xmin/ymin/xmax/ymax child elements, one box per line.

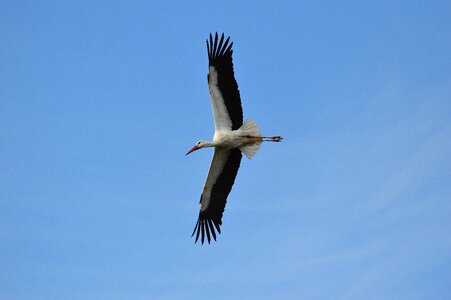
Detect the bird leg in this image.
<box><xmin>241</xmin><ymin>135</ymin><xmax>283</xmax><ymax>143</ymax></box>
<box><xmin>261</xmin><ymin>136</ymin><xmax>283</xmax><ymax>142</ymax></box>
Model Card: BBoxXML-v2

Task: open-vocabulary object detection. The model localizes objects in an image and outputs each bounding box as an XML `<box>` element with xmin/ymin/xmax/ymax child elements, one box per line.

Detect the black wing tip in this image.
<box><xmin>192</xmin><ymin>214</ymin><xmax>221</xmax><ymax>245</ymax></box>
<box><xmin>207</xmin><ymin>32</ymin><xmax>233</xmax><ymax>60</ymax></box>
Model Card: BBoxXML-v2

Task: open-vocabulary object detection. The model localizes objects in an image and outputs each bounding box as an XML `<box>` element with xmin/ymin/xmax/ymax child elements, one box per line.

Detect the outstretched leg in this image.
<box><xmin>241</xmin><ymin>135</ymin><xmax>283</xmax><ymax>144</ymax></box>
<box><xmin>261</xmin><ymin>136</ymin><xmax>283</xmax><ymax>142</ymax></box>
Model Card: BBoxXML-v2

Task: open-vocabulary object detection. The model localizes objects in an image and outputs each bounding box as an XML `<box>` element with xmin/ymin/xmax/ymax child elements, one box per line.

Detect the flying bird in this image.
<box><xmin>186</xmin><ymin>33</ymin><xmax>282</xmax><ymax>244</ymax></box>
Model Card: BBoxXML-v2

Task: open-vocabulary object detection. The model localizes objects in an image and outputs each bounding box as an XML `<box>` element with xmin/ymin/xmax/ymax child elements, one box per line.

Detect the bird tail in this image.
<box><xmin>239</xmin><ymin>118</ymin><xmax>262</xmax><ymax>159</ymax></box>
<box><xmin>240</xmin><ymin>118</ymin><xmax>261</xmax><ymax>135</ymax></box>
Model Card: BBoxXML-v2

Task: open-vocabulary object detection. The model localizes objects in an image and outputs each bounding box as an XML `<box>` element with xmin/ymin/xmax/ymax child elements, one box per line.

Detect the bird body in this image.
<box><xmin>214</xmin><ymin>120</ymin><xmax>259</xmax><ymax>149</ymax></box>
<box><xmin>186</xmin><ymin>33</ymin><xmax>282</xmax><ymax>244</ymax></box>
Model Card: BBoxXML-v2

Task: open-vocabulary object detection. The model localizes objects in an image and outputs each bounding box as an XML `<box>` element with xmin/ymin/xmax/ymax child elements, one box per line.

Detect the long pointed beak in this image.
<box><xmin>185</xmin><ymin>146</ymin><xmax>200</xmax><ymax>156</ymax></box>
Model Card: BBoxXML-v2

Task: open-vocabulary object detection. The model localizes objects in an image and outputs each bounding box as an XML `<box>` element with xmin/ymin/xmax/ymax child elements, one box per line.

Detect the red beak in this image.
<box><xmin>185</xmin><ymin>146</ymin><xmax>200</xmax><ymax>156</ymax></box>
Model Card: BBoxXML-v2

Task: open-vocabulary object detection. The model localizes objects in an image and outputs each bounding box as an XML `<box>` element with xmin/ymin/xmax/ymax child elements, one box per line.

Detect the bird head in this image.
<box><xmin>186</xmin><ymin>140</ymin><xmax>209</xmax><ymax>156</ymax></box>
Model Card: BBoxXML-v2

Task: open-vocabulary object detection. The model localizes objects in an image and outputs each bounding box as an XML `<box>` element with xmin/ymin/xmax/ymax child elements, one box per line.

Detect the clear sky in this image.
<box><xmin>1</xmin><ymin>1</ymin><xmax>450</xmax><ymax>299</ymax></box>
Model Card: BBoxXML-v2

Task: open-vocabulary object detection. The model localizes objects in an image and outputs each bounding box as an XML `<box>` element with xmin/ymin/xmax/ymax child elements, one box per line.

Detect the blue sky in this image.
<box><xmin>1</xmin><ymin>1</ymin><xmax>450</xmax><ymax>299</ymax></box>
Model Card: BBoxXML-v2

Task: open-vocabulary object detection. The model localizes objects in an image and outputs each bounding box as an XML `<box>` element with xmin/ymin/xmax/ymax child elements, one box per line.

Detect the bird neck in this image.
<box><xmin>203</xmin><ymin>141</ymin><xmax>214</xmax><ymax>148</ymax></box>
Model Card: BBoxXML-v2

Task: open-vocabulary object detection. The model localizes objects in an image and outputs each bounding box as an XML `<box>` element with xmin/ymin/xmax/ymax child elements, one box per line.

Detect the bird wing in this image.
<box><xmin>207</xmin><ymin>33</ymin><xmax>243</xmax><ymax>131</ymax></box>
<box><xmin>192</xmin><ymin>148</ymin><xmax>242</xmax><ymax>244</ymax></box>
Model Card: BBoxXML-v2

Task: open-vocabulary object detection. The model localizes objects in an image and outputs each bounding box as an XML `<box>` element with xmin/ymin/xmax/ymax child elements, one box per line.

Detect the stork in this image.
<box><xmin>186</xmin><ymin>32</ymin><xmax>282</xmax><ymax>244</ymax></box>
